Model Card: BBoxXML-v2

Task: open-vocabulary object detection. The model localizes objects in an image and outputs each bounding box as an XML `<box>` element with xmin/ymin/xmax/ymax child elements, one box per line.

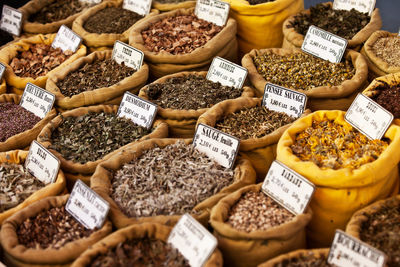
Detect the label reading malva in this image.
<box><xmin>20</xmin><ymin>83</ymin><xmax>55</xmax><ymax>119</ymax></box>
<box><xmin>0</xmin><ymin>5</ymin><xmax>22</xmax><ymax>36</ymax></box>
<box><xmin>0</xmin><ymin>62</ymin><xmax>5</xmax><ymax>81</ymax></box>
<box><xmin>195</xmin><ymin>0</ymin><xmax>230</xmax><ymax>27</ymax></box>
<box><xmin>302</xmin><ymin>25</ymin><xmax>348</xmax><ymax>63</ymax></box>
<box><xmin>333</xmin><ymin>0</ymin><xmax>375</xmax><ymax>15</ymax></box>
<box><xmin>112</xmin><ymin>40</ymin><xmax>144</xmax><ymax>70</ymax></box>
<box><xmin>206</xmin><ymin>57</ymin><xmax>247</xmax><ymax>89</ymax></box>
<box><xmin>123</xmin><ymin>0</ymin><xmax>151</xmax><ymax>16</ymax></box>
<box><xmin>51</xmin><ymin>25</ymin><xmax>82</xmax><ymax>53</ymax></box>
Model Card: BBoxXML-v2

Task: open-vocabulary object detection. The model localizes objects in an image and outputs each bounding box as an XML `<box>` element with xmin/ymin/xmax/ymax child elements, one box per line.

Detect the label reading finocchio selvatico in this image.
<box><xmin>333</xmin><ymin>0</ymin><xmax>376</xmax><ymax>15</ymax></box>
<box><xmin>0</xmin><ymin>5</ymin><xmax>22</xmax><ymax>36</ymax></box>
<box><xmin>51</xmin><ymin>25</ymin><xmax>82</xmax><ymax>53</ymax></box>
<box><xmin>112</xmin><ymin>40</ymin><xmax>144</xmax><ymax>70</ymax></box>
<box><xmin>0</xmin><ymin>62</ymin><xmax>5</xmax><ymax>81</ymax></box>
<box><xmin>20</xmin><ymin>83</ymin><xmax>55</xmax><ymax>119</ymax></box>
<box><xmin>195</xmin><ymin>0</ymin><xmax>230</xmax><ymax>27</ymax></box>
<box><xmin>206</xmin><ymin>57</ymin><xmax>247</xmax><ymax>89</ymax></box>
<box><xmin>123</xmin><ymin>0</ymin><xmax>151</xmax><ymax>16</ymax></box>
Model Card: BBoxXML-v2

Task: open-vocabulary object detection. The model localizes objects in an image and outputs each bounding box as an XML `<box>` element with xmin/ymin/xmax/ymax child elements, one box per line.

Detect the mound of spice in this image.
<box><xmin>370</xmin><ymin>36</ymin><xmax>400</xmax><ymax>67</ymax></box>
<box><xmin>247</xmin><ymin>0</ymin><xmax>275</xmax><ymax>5</ymax></box>
<box><xmin>288</xmin><ymin>3</ymin><xmax>370</xmax><ymax>40</ymax></box>
<box><xmin>0</xmin><ymin>163</ymin><xmax>45</xmax><ymax>213</ymax></box>
<box><xmin>290</xmin><ymin>119</ymin><xmax>389</xmax><ymax>169</ymax></box>
<box><xmin>56</xmin><ymin>59</ymin><xmax>136</xmax><ymax>97</ymax></box>
<box><xmin>90</xmin><ymin>239</ymin><xmax>190</xmax><ymax>267</ymax></box>
<box><xmin>111</xmin><ymin>141</ymin><xmax>234</xmax><ymax>217</ymax></box>
<box><xmin>17</xmin><ymin>206</ymin><xmax>94</xmax><ymax>249</ymax></box>
<box><xmin>253</xmin><ymin>52</ymin><xmax>355</xmax><ymax>90</ymax></box>
<box><xmin>49</xmin><ymin>112</ymin><xmax>150</xmax><ymax>164</ymax></box>
<box><xmin>215</xmin><ymin>106</ymin><xmax>296</xmax><ymax>139</ymax></box>
<box><xmin>10</xmin><ymin>43</ymin><xmax>73</xmax><ymax>79</ymax></box>
<box><xmin>146</xmin><ymin>75</ymin><xmax>243</xmax><ymax>109</ymax></box>
<box><xmin>273</xmin><ymin>252</ymin><xmax>331</xmax><ymax>267</ymax></box>
<box><xmin>369</xmin><ymin>81</ymin><xmax>400</xmax><ymax>117</ymax></box>
<box><xmin>0</xmin><ymin>103</ymin><xmax>41</xmax><ymax>142</ymax></box>
<box><xmin>141</xmin><ymin>13</ymin><xmax>222</xmax><ymax>55</ymax></box>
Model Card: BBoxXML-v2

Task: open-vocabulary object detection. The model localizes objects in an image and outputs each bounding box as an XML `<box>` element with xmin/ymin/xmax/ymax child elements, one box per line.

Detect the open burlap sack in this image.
<box><xmin>258</xmin><ymin>248</ymin><xmax>330</xmax><ymax>267</ymax></box>
<box><xmin>91</xmin><ymin>138</ymin><xmax>256</xmax><ymax>229</ymax></box>
<box><xmin>71</xmin><ymin>222</ymin><xmax>223</xmax><ymax>267</ymax></box>
<box><xmin>0</xmin><ymin>79</ymin><xmax>6</xmax><ymax>94</ymax></box>
<box><xmin>0</xmin><ymin>194</ymin><xmax>112</xmax><ymax>266</ymax></box>
<box><xmin>242</xmin><ymin>48</ymin><xmax>368</xmax><ymax>111</ymax></box>
<box><xmin>281</xmin><ymin>2</ymin><xmax>382</xmax><ymax>51</ymax></box>
<box><xmin>45</xmin><ymin>49</ymin><xmax>149</xmax><ymax>110</ymax></box>
<box><xmin>152</xmin><ymin>0</ymin><xmax>196</xmax><ymax>12</ymax></box>
<box><xmin>210</xmin><ymin>183</ymin><xmax>312</xmax><ymax>267</ymax></box>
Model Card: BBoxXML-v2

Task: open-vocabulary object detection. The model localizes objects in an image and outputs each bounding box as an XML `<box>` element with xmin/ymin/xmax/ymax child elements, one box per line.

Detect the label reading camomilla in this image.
<box><xmin>51</xmin><ymin>25</ymin><xmax>82</xmax><ymax>53</ymax></box>
<box><xmin>333</xmin><ymin>0</ymin><xmax>376</xmax><ymax>15</ymax></box>
<box><xmin>112</xmin><ymin>41</ymin><xmax>144</xmax><ymax>70</ymax></box>
<box><xmin>206</xmin><ymin>57</ymin><xmax>247</xmax><ymax>89</ymax></box>
<box><xmin>123</xmin><ymin>0</ymin><xmax>152</xmax><ymax>16</ymax></box>
<box><xmin>0</xmin><ymin>5</ymin><xmax>22</xmax><ymax>36</ymax></box>
<box><xmin>20</xmin><ymin>83</ymin><xmax>55</xmax><ymax>119</ymax></box>
<box><xmin>195</xmin><ymin>0</ymin><xmax>230</xmax><ymax>27</ymax></box>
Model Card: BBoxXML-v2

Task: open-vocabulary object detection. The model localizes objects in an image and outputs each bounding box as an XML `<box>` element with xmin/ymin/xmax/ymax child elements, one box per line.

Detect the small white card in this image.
<box><xmin>0</xmin><ymin>62</ymin><xmax>5</xmax><ymax>81</ymax></box>
<box><xmin>328</xmin><ymin>230</ymin><xmax>387</xmax><ymax>267</ymax></box>
<box><xmin>195</xmin><ymin>0</ymin><xmax>230</xmax><ymax>27</ymax></box>
<box><xmin>123</xmin><ymin>0</ymin><xmax>151</xmax><ymax>16</ymax></box>
<box><xmin>25</xmin><ymin>141</ymin><xmax>60</xmax><ymax>184</ymax></box>
<box><xmin>51</xmin><ymin>25</ymin><xmax>82</xmax><ymax>53</ymax></box>
<box><xmin>168</xmin><ymin>214</ymin><xmax>217</xmax><ymax>267</ymax></box>
<box><xmin>262</xmin><ymin>83</ymin><xmax>307</xmax><ymax>118</ymax></box>
<box><xmin>333</xmin><ymin>0</ymin><xmax>375</xmax><ymax>15</ymax></box>
<box><xmin>0</xmin><ymin>5</ymin><xmax>22</xmax><ymax>36</ymax></box>
<box><xmin>112</xmin><ymin>40</ymin><xmax>144</xmax><ymax>70</ymax></box>
<box><xmin>66</xmin><ymin>180</ymin><xmax>110</xmax><ymax>230</ymax></box>
<box><xmin>345</xmin><ymin>94</ymin><xmax>393</xmax><ymax>140</ymax></box>
<box><xmin>193</xmin><ymin>123</ymin><xmax>239</xmax><ymax>169</ymax></box>
<box><xmin>302</xmin><ymin>25</ymin><xmax>348</xmax><ymax>63</ymax></box>
<box><xmin>117</xmin><ymin>92</ymin><xmax>158</xmax><ymax>129</ymax></box>
<box><xmin>206</xmin><ymin>57</ymin><xmax>247</xmax><ymax>89</ymax></box>
<box><xmin>20</xmin><ymin>83</ymin><xmax>55</xmax><ymax>119</ymax></box>
<box><xmin>262</xmin><ymin>160</ymin><xmax>315</xmax><ymax>215</ymax></box>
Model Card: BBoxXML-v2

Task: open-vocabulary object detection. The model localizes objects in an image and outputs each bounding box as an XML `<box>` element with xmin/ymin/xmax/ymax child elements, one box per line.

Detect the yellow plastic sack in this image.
<box><xmin>276</xmin><ymin>110</ymin><xmax>400</xmax><ymax>247</ymax></box>
<box><xmin>258</xmin><ymin>248</ymin><xmax>330</xmax><ymax>267</ymax></box>
<box><xmin>152</xmin><ymin>0</ymin><xmax>196</xmax><ymax>12</ymax></box>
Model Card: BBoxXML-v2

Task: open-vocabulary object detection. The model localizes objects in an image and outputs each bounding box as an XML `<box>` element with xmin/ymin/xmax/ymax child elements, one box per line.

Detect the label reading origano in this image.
<box><xmin>123</xmin><ymin>0</ymin><xmax>151</xmax><ymax>16</ymax></box>
<box><xmin>195</xmin><ymin>0</ymin><xmax>230</xmax><ymax>27</ymax></box>
<box><xmin>0</xmin><ymin>62</ymin><xmax>5</xmax><ymax>81</ymax></box>
<box><xmin>20</xmin><ymin>83</ymin><xmax>55</xmax><ymax>119</ymax></box>
<box><xmin>51</xmin><ymin>25</ymin><xmax>82</xmax><ymax>53</ymax></box>
<box><xmin>112</xmin><ymin>40</ymin><xmax>144</xmax><ymax>70</ymax></box>
<box><xmin>0</xmin><ymin>5</ymin><xmax>22</xmax><ymax>36</ymax></box>
<box><xmin>333</xmin><ymin>0</ymin><xmax>375</xmax><ymax>15</ymax></box>
<box><xmin>206</xmin><ymin>57</ymin><xmax>247</xmax><ymax>89</ymax></box>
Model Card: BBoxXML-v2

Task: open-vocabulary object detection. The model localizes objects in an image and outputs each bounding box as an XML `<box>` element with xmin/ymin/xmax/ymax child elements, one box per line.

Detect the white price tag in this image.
<box><xmin>117</xmin><ymin>92</ymin><xmax>157</xmax><ymax>129</ymax></box>
<box><xmin>0</xmin><ymin>62</ymin><xmax>5</xmax><ymax>81</ymax></box>
<box><xmin>345</xmin><ymin>94</ymin><xmax>393</xmax><ymax>140</ymax></box>
<box><xmin>193</xmin><ymin>123</ymin><xmax>239</xmax><ymax>169</ymax></box>
<box><xmin>302</xmin><ymin>25</ymin><xmax>348</xmax><ymax>63</ymax></box>
<box><xmin>328</xmin><ymin>230</ymin><xmax>387</xmax><ymax>267</ymax></box>
<box><xmin>195</xmin><ymin>0</ymin><xmax>230</xmax><ymax>27</ymax></box>
<box><xmin>0</xmin><ymin>261</ymin><xmax>6</xmax><ymax>267</ymax></box>
<box><xmin>51</xmin><ymin>25</ymin><xmax>82</xmax><ymax>53</ymax></box>
<box><xmin>20</xmin><ymin>83</ymin><xmax>55</xmax><ymax>119</ymax></box>
<box><xmin>123</xmin><ymin>0</ymin><xmax>151</xmax><ymax>16</ymax></box>
<box><xmin>66</xmin><ymin>180</ymin><xmax>110</xmax><ymax>230</ymax></box>
<box><xmin>333</xmin><ymin>0</ymin><xmax>375</xmax><ymax>15</ymax></box>
<box><xmin>112</xmin><ymin>40</ymin><xmax>144</xmax><ymax>70</ymax></box>
<box><xmin>262</xmin><ymin>83</ymin><xmax>307</xmax><ymax>118</ymax></box>
<box><xmin>262</xmin><ymin>161</ymin><xmax>315</xmax><ymax>215</ymax></box>
<box><xmin>168</xmin><ymin>214</ymin><xmax>217</xmax><ymax>267</ymax></box>
<box><xmin>0</xmin><ymin>5</ymin><xmax>22</xmax><ymax>36</ymax></box>
<box><xmin>25</xmin><ymin>141</ymin><xmax>60</xmax><ymax>184</ymax></box>
<box><xmin>206</xmin><ymin>57</ymin><xmax>247</xmax><ymax>89</ymax></box>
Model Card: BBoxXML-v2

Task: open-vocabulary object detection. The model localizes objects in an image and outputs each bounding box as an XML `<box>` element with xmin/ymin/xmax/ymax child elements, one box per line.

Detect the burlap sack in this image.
<box><xmin>258</xmin><ymin>248</ymin><xmax>330</xmax><ymax>267</ymax></box>
<box><xmin>210</xmin><ymin>183</ymin><xmax>312</xmax><ymax>267</ymax></box>
<box><xmin>91</xmin><ymin>138</ymin><xmax>256</xmax><ymax>229</ymax></box>
<box><xmin>242</xmin><ymin>48</ymin><xmax>368</xmax><ymax>111</ymax></box>
<box><xmin>0</xmin><ymin>34</ymin><xmax>87</xmax><ymax>91</ymax></box>
<box><xmin>0</xmin><ymin>79</ymin><xmax>6</xmax><ymax>94</ymax></box>
<box><xmin>45</xmin><ymin>50</ymin><xmax>149</xmax><ymax>110</ymax></box>
<box><xmin>282</xmin><ymin>2</ymin><xmax>382</xmax><ymax>50</ymax></box>
<box><xmin>71</xmin><ymin>222</ymin><xmax>223</xmax><ymax>267</ymax></box>
<box><xmin>0</xmin><ymin>195</ymin><xmax>112</xmax><ymax>266</ymax></box>
<box><xmin>152</xmin><ymin>0</ymin><xmax>196</xmax><ymax>12</ymax></box>
<box><xmin>0</xmin><ymin>150</ymin><xmax>66</xmax><ymax>225</ymax></box>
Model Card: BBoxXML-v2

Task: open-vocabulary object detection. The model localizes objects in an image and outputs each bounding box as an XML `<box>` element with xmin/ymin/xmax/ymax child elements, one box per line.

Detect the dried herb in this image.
<box><xmin>370</xmin><ymin>81</ymin><xmax>400</xmax><ymax>117</ymax></box>
<box><xmin>274</xmin><ymin>252</ymin><xmax>331</xmax><ymax>267</ymax></box>
<box><xmin>111</xmin><ymin>141</ymin><xmax>234</xmax><ymax>217</ymax></box>
<box><xmin>371</xmin><ymin>36</ymin><xmax>400</xmax><ymax>67</ymax></box>
<box><xmin>247</xmin><ymin>0</ymin><xmax>275</xmax><ymax>5</ymax></box>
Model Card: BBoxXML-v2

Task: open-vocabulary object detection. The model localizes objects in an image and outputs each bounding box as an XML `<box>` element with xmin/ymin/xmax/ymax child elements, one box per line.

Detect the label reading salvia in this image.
<box><xmin>20</xmin><ymin>83</ymin><xmax>55</xmax><ymax>119</ymax></box>
<box><xmin>345</xmin><ymin>93</ymin><xmax>393</xmax><ymax>140</ymax></box>
<box><xmin>112</xmin><ymin>40</ymin><xmax>144</xmax><ymax>70</ymax></box>
<box><xmin>51</xmin><ymin>25</ymin><xmax>82</xmax><ymax>53</ymax></box>
<box><xmin>193</xmin><ymin>124</ymin><xmax>239</xmax><ymax>169</ymax></box>
<box><xmin>25</xmin><ymin>141</ymin><xmax>60</xmax><ymax>184</ymax></box>
<box><xmin>123</xmin><ymin>0</ymin><xmax>151</xmax><ymax>16</ymax></box>
<box><xmin>262</xmin><ymin>83</ymin><xmax>307</xmax><ymax>118</ymax></box>
<box><xmin>302</xmin><ymin>25</ymin><xmax>348</xmax><ymax>63</ymax></box>
<box><xmin>66</xmin><ymin>180</ymin><xmax>110</xmax><ymax>230</ymax></box>
<box><xmin>195</xmin><ymin>0</ymin><xmax>230</xmax><ymax>27</ymax></box>
<box><xmin>168</xmin><ymin>214</ymin><xmax>217</xmax><ymax>267</ymax></box>
<box><xmin>262</xmin><ymin>161</ymin><xmax>315</xmax><ymax>215</ymax></box>
<box><xmin>328</xmin><ymin>230</ymin><xmax>387</xmax><ymax>267</ymax></box>
<box><xmin>117</xmin><ymin>92</ymin><xmax>157</xmax><ymax>129</ymax></box>
<box><xmin>333</xmin><ymin>0</ymin><xmax>375</xmax><ymax>15</ymax></box>
<box><xmin>0</xmin><ymin>62</ymin><xmax>5</xmax><ymax>81</ymax></box>
<box><xmin>206</xmin><ymin>57</ymin><xmax>247</xmax><ymax>89</ymax></box>
<box><xmin>0</xmin><ymin>5</ymin><xmax>22</xmax><ymax>36</ymax></box>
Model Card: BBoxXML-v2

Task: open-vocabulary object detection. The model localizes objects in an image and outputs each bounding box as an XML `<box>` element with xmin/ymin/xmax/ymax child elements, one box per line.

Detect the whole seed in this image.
<box><xmin>370</xmin><ymin>36</ymin><xmax>400</xmax><ymax>67</ymax></box>
<box><xmin>273</xmin><ymin>252</ymin><xmax>331</xmax><ymax>267</ymax></box>
<box><xmin>111</xmin><ymin>141</ymin><xmax>234</xmax><ymax>217</ymax></box>
<box><xmin>370</xmin><ymin>81</ymin><xmax>400</xmax><ymax>117</ymax></box>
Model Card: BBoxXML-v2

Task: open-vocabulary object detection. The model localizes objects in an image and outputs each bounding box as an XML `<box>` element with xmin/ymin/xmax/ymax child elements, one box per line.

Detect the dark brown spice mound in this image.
<box><xmin>370</xmin><ymin>81</ymin><xmax>400</xmax><ymax>118</ymax></box>
<box><xmin>247</xmin><ymin>0</ymin><xmax>275</xmax><ymax>5</ymax></box>
<box><xmin>28</xmin><ymin>0</ymin><xmax>92</xmax><ymax>23</ymax></box>
<box><xmin>273</xmin><ymin>252</ymin><xmax>331</xmax><ymax>266</ymax></box>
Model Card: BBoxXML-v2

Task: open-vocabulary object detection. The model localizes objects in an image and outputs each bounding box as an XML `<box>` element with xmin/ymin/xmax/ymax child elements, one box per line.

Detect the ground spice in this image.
<box><xmin>371</xmin><ymin>36</ymin><xmax>400</xmax><ymax>67</ymax></box>
<box><xmin>247</xmin><ymin>0</ymin><xmax>275</xmax><ymax>5</ymax></box>
<box><xmin>253</xmin><ymin>52</ymin><xmax>355</xmax><ymax>90</ymax></box>
<box><xmin>370</xmin><ymin>81</ymin><xmax>400</xmax><ymax>117</ymax></box>
<box><xmin>290</xmin><ymin>119</ymin><xmax>389</xmax><ymax>169</ymax></box>
<box><xmin>273</xmin><ymin>253</ymin><xmax>331</xmax><ymax>267</ymax></box>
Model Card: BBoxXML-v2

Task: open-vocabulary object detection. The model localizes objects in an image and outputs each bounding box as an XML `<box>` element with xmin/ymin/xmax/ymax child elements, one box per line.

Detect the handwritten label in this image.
<box><xmin>0</xmin><ymin>261</ymin><xmax>6</xmax><ymax>267</ymax></box>
<box><xmin>333</xmin><ymin>0</ymin><xmax>375</xmax><ymax>15</ymax></box>
<box><xmin>66</xmin><ymin>180</ymin><xmax>110</xmax><ymax>230</ymax></box>
<box><xmin>302</xmin><ymin>25</ymin><xmax>348</xmax><ymax>63</ymax></box>
<box><xmin>193</xmin><ymin>124</ymin><xmax>239</xmax><ymax>169</ymax></box>
<box><xmin>112</xmin><ymin>40</ymin><xmax>144</xmax><ymax>70</ymax></box>
<box><xmin>168</xmin><ymin>214</ymin><xmax>217</xmax><ymax>267</ymax></box>
<box><xmin>123</xmin><ymin>0</ymin><xmax>151</xmax><ymax>16</ymax></box>
<box><xmin>262</xmin><ymin>161</ymin><xmax>315</xmax><ymax>215</ymax></box>
<box><xmin>25</xmin><ymin>141</ymin><xmax>60</xmax><ymax>184</ymax></box>
<box><xmin>206</xmin><ymin>57</ymin><xmax>247</xmax><ymax>89</ymax></box>
<box><xmin>117</xmin><ymin>92</ymin><xmax>158</xmax><ymax>129</ymax></box>
<box><xmin>20</xmin><ymin>83</ymin><xmax>55</xmax><ymax>119</ymax></box>
<box><xmin>345</xmin><ymin>94</ymin><xmax>393</xmax><ymax>140</ymax></box>
<box><xmin>328</xmin><ymin>230</ymin><xmax>386</xmax><ymax>267</ymax></box>
<box><xmin>51</xmin><ymin>25</ymin><xmax>82</xmax><ymax>53</ymax></box>
<box><xmin>0</xmin><ymin>5</ymin><xmax>22</xmax><ymax>36</ymax></box>
<box><xmin>195</xmin><ymin>0</ymin><xmax>230</xmax><ymax>27</ymax></box>
<box><xmin>0</xmin><ymin>62</ymin><xmax>5</xmax><ymax>81</ymax></box>
<box><xmin>262</xmin><ymin>83</ymin><xmax>307</xmax><ymax>118</ymax></box>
